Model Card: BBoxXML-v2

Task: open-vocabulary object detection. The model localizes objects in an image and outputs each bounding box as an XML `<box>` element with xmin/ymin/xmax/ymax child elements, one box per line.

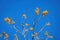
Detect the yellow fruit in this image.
<box><xmin>30</xmin><ymin>27</ymin><xmax>34</xmax><ymax>30</ymax></box>
<box><xmin>43</xmin><ymin>10</ymin><xmax>48</xmax><ymax>16</ymax></box>
<box><xmin>4</xmin><ymin>17</ymin><xmax>10</xmax><ymax>24</ymax></box>
<box><xmin>35</xmin><ymin>7</ymin><xmax>39</xmax><ymax>15</ymax></box>
<box><xmin>25</xmin><ymin>23</ymin><xmax>28</xmax><ymax>27</ymax></box>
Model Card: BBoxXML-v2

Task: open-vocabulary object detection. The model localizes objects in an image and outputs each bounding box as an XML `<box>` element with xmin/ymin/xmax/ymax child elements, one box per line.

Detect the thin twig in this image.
<box><xmin>13</xmin><ymin>25</ymin><xmax>22</xmax><ymax>34</ymax></box>
<box><xmin>38</xmin><ymin>25</ymin><xmax>46</xmax><ymax>34</ymax></box>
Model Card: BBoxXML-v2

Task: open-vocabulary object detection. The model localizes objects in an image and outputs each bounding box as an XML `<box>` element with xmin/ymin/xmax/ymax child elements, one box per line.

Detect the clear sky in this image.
<box><xmin>0</xmin><ymin>0</ymin><xmax>60</xmax><ymax>40</ymax></box>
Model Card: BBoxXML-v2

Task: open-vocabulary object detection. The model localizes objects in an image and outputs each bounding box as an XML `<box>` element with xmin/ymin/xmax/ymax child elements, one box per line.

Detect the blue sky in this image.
<box><xmin>0</xmin><ymin>0</ymin><xmax>60</xmax><ymax>40</ymax></box>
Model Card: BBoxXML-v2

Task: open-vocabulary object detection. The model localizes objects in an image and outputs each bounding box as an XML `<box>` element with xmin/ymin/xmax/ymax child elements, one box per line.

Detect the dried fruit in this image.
<box><xmin>11</xmin><ymin>20</ymin><xmax>15</xmax><ymax>24</ymax></box>
<box><xmin>45</xmin><ymin>31</ymin><xmax>48</xmax><ymax>37</ymax></box>
<box><xmin>2</xmin><ymin>32</ymin><xmax>8</xmax><ymax>39</ymax></box>
<box><xmin>22</xmin><ymin>14</ymin><xmax>26</xmax><ymax>19</ymax></box>
<box><xmin>14</xmin><ymin>34</ymin><xmax>18</xmax><ymax>40</ymax></box>
<box><xmin>45</xmin><ymin>22</ymin><xmax>50</xmax><ymax>26</ymax></box>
